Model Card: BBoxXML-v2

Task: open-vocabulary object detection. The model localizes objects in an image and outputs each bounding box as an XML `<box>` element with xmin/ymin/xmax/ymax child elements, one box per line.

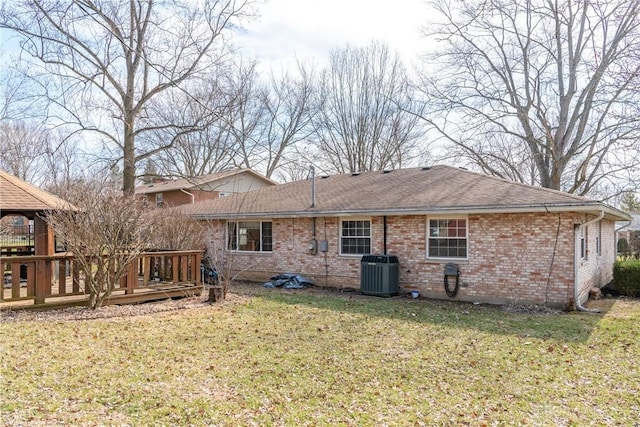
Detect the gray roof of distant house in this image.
<box><xmin>178</xmin><ymin>165</ymin><xmax>630</xmax><ymax>221</ymax></box>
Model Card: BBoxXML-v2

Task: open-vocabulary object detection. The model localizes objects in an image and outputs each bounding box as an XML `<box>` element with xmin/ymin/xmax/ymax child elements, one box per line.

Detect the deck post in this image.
<box><xmin>72</xmin><ymin>260</ymin><xmax>80</xmax><ymax>293</ymax></box>
<box><xmin>27</xmin><ymin>262</ymin><xmax>35</xmax><ymax>296</ymax></box>
<box><xmin>172</xmin><ymin>256</ymin><xmax>179</xmax><ymax>283</ymax></box>
<box><xmin>194</xmin><ymin>252</ymin><xmax>202</xmax><ymax>286</ymax></box>
<box><xmin>143</xmin><ymin>256</ymin><xmax>151</xmax><ymax>286</ymax></box>
<box><xmin>11</xmin><ymin>263</ymin><xmax>21</xmax><ymax>299</ymax></box>
<box><xmin>181</xmin><ymin>256</ymin><xmax>188</xmax><ymax>282</ymax></box>
<box><xmin>126</xmin><ymin>259</ymin><xmax>137</xmax><ymax>294</ymax></box>
<box><xmin>58</xmin><ymin>261</ymin><xmax>67</xmax><ymax>294</ymax></box>
<box><xmin>35</xmin><ymin>259</ymin><xmax>47</xmax><ymax>304</ymax></box>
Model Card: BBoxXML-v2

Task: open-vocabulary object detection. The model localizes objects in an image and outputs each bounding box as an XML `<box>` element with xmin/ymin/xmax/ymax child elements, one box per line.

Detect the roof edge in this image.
<box><xmin>189</xmin><ymin>202</ymin><xmax>631</xmax><ymax>222</ymax></box>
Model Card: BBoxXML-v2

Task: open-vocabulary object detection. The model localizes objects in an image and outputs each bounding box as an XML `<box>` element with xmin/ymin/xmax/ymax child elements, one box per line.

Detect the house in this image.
<box><xmin>135</xmin><ymin>168</ymin><xmax>276</xmax><ymax>207</ymax></box>
<box><xmin>179</xmin><ymin>165</ymin><xmax>631</xmax><ymax>310</ymax></box>
<box><xmin>617</xmin><ymin>214</ymin><xmax>640</xmax><ymax>256</ymax></box>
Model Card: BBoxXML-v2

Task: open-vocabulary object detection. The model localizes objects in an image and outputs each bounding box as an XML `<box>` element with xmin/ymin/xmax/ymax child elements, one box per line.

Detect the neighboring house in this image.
<box><xmin>135</xmin><ymin>168</ymin><xmax>276</xmax><ymax>207</ymax></box>
<box><xmin>617</xmin><ymin>214</ymin><xmax>640</xmax><ymax>255</ymax></box>
<box><xmin>180</xmin><ymin>165</ymin><xmax>630</xmax><ymax>310</ymax></box>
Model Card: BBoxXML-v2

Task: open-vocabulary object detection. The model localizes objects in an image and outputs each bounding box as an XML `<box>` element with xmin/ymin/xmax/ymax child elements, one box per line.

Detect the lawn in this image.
<box><xmin>1</xmin><ymin>285</ymin><xmax>639</xmax><ymax>426</ymax></box>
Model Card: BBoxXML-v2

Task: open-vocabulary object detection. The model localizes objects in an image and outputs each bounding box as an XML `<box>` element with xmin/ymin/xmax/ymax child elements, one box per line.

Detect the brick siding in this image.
<box><xmin>203</xmin><ymin>213</ymin><xmax>617</xmax><ymax>309</ymax></box>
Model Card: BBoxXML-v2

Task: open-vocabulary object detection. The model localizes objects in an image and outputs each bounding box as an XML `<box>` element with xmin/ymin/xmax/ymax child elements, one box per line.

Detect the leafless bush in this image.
<box><xmin>44</xmin><ymin>185</ymin><xmax>152</xmax><ymax>309</ymax></box>
<box><xmin>146</xmin><ymin>207</ymin><xmax>205</xmax><ymax>251</ymax></box>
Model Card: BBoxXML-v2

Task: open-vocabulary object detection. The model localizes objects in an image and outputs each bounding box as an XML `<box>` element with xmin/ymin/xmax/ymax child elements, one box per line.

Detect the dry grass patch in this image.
<box><xmin>1</xmin><ymin>284</ymin><xmax>639</xmax><ymax>425</ymax></box>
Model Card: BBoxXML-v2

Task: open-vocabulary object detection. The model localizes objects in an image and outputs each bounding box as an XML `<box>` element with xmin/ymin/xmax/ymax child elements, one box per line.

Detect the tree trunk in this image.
<box><xmin>123</xmin><ymin>114</ymin><xmax>136</xmax><ymax>195</ymax></box>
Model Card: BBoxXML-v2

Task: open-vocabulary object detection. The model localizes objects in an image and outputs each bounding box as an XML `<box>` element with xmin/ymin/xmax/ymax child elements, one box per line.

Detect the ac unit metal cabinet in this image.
<box><xmin>360</xmin><ymin>254</ymin><xmax>399</xmax><ymax>297</ymax></box>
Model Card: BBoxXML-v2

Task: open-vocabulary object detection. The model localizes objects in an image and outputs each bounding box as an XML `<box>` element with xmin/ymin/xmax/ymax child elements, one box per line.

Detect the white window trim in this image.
<box><xmin>426</xmin><ymin>215</ymin><xmax>469</xmax><ymax>260</ymax></box>
<box><xmin>339</xmin><ymin>217</ymin><xmax>372</xmax><ymax>256</ymax></box>
<box><xmin>155</xmin><ymin>192</ymin><xmax>164</xmax><ymax>208</ymax></box>
<box><xmin>227</xmin><ymin>220</ymin><xmax>273</xmax><ymax>253</ymax></box>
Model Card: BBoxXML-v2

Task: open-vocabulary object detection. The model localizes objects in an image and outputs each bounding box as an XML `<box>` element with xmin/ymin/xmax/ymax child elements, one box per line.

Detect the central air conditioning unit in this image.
<box><xmin>360</xmin><ymin>254</ymin><xmax>399</xmax><ymax>297</ymax></box>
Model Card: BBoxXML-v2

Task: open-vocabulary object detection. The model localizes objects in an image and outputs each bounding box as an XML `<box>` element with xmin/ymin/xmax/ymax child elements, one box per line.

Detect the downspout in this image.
<box><xmin>310</xmin><ymin>166</ymin><xmax>317</xmax><ymax>254</ymax></box>
<box><xmin>310</xmin><ymin>165</ymin><xmax>316</xmax><ymax>208</ymax></box>
<box><xmin>574</xmin><ymin>210</ymin><xmax>604</xmax><ymax>313</ymax></box>
<box><xmin>383</xmin><ymin>216</ymin><xmax>387</xmax><ymax>255</ymax></box>
<box><xmin>180</xmin><ymin>188</ymin><xmax>195</xmax><ymax>204</ymax></box>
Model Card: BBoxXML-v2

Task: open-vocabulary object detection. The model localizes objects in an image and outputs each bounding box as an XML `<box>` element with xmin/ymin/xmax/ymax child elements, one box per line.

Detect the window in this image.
<box><xmin>428</xmin><ymin>218</ymin><xmax>467</xmax><ymax>258</ymax></box>
<box><xmin>580</xmin><ymin>226</ymin><xmax>587</xmax><ymax>259</ymax></box>
<box><xmin>227</xmin><ymin>221</ymin><xmax>272</xmax><ymax>252</ymax></box>
<box><xmin>155</xmin><ymin>193</ymin><xmax>164</xmax><ymax>208</ymax></box>
<box><xmin>595</xmin><ymin>221</ymin><xmax>602</xmax><ymax>256</ymax></box>
<box><xmin>340</xmin><ymin>219</ymin><xmax>371</xmax><ymax>255</ymax></box>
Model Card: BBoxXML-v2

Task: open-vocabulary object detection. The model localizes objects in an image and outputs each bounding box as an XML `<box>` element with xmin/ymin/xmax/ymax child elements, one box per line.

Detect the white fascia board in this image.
<box><xmin>191</xmin><ymin>203</ymin><xmax>631</xmax><ymax>222</ymax></box>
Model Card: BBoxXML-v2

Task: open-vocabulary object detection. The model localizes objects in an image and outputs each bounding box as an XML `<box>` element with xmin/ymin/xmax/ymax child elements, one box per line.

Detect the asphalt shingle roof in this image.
<box><xmin>0</xmin><ymin>170</ymin><xmax>74</xmax><ymax>212</ymax></box>
<box><xmin>179</xmin><ymin>165</ymin><xmax>628</xmax><ymax>220</ymax></box>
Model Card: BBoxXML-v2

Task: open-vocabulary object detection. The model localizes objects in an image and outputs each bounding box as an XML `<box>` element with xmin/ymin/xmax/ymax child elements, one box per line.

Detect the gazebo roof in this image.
<box><xmin>0</xmin><ymin>170</ymin><xmax>75</xmax><ymax>214</ymax></box>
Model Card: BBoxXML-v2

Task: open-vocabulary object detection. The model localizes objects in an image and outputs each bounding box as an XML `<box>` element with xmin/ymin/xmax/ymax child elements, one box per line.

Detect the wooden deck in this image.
<box><xmin>1</xmin><ymin>250</ymin><xmax>202</xmax><ymax>311</ymax></box>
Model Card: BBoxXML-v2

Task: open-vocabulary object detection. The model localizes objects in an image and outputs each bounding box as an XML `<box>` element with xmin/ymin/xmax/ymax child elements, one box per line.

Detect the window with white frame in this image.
<box><xmin>596</xmin><ymin>221</ymin><xmax>601</xmax><ymax>256</ymax></box>
<box><xmin>155</xmin><ymin>193</ymin><xmax>164</xmax><ymax>208</ymax></box>
<box><xmin>340</xmin><ymin>219</ymin><xmax>371</xmax><ymax>255</ymax></box>
<box><xmin>427</xmin><ymin>218</ymin><xmax>468</xmax><ymax>259</ymax></box>
<box><xmin>227</xmin><ymin>221</ymin><xmax>272</xmax><ymax>252</ymax></box>
<box><xmin>580</xmin><ymin>226</ymin><xmax>587</xmax><ymax>259</ymax></box>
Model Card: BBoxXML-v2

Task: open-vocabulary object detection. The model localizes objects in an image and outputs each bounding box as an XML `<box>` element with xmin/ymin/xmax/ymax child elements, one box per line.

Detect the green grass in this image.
<box><xmin>1</xmin><ymin>285</ymin><xmax>639</xmax><ymax>426</ymax></box>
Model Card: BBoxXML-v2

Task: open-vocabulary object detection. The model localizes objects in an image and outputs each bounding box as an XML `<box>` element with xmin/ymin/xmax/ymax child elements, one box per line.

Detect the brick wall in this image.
<box><xmin>203</xmin><ymin>213</ymin><xmax>617</xmax><ymax>309</ymax></box>
<box><xmin>576</xmin><ymin>217</ymin><xmax>616</xmax><ymax>304</ymax></box>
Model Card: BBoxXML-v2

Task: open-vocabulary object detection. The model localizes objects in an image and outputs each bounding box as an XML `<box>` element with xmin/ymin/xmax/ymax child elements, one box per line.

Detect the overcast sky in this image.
<box><xmin>235</xmin><ymin>0</ymin><xmax>433</xmax><ymax>70</ymax></box>
<box><xmin>0</xmin><ymin>1</ymin><xmax>433</xmax><ymax>71</ymax></box>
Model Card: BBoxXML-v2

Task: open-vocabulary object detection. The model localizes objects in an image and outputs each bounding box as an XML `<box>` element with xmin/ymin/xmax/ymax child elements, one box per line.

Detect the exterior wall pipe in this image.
<box><xmin>310</xmin><ymin>165</ymin><xmax>316</xmax><ymax>208</ymax></box>
<box><xmin>383</xmin><ymin>215</ymin><xmax>387</xmax><ymax>255</ymax></box>
<box><xmin>574</xmin><ymin>210</ymin><xmax>605</xmax><ymax>313</ymax></box>
<box><xmin>180</xmin><ymin>188</ymin><xmax>195</xmax><ymax>204</ymax></box>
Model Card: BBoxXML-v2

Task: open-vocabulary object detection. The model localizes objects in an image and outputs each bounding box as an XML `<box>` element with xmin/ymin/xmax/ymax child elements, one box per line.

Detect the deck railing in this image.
<box><xmin>1</xmin><ymin>250</ymin><xmax>202</xmax><ymax>306</ymax></box>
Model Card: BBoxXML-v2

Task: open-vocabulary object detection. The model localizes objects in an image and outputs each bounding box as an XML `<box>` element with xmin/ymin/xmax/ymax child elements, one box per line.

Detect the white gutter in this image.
<box><xmin>190</xmin><ymin>203</ymin><xmax>629</xmax><ymax>222</ymax></box>
<box><xmin>574</xmin><ymin>210</ymin><xmax>605</xmax><ymax>313</ymax></box>
<box><xmin>180</xmin><ymin>188</ymin><xmax>195</xmax><ymax>204</ymax></box>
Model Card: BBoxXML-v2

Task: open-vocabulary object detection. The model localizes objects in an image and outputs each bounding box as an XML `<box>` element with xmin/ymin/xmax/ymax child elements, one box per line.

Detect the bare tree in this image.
<box><xmin>0</xmin><ymin>120</ymin><xmax>49</xmax><ymax>184</ymax></box>
<box><xmin>0</xmin><ymin>0</ymin><xmax>255</xmax><ymax>194</ymax></box>
<box><xmin>258</xmin><ymin>63</ymin><xmax>316</xmax><ymax>178</ymax></box>
<box><xmin>146</xmin><ymin>72</ymin><xmax>238</xmax><ymax>178</ymax></box>
<box><xmin>417</xmin><ymin>0</ymin><xmax>640</xmax><ymax>198</ymax></box>
<box><xmin>311</xmin><ymin>40</ymin><xmax>425</xmax><ymax>174</ymax></box>
<box><xmin>45</xmin><ymin>185</ymin><xmax>153</xmax><ymax>309</ymax></box>
<box><xmin>0</xmin><ymin>68</ymin><xmax>43</xmax><ymax>121</ymax></box>
<box><xmin>224</xmin><ymin>58</ymin><xmax>270</xmax><ymax>172</ymax></box>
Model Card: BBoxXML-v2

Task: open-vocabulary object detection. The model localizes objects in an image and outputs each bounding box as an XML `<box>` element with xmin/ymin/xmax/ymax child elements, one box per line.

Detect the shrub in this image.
<box><xmin>612</xmin><ymin>259</ymin><xmax>640</xmax><ymax>297</ymax></box>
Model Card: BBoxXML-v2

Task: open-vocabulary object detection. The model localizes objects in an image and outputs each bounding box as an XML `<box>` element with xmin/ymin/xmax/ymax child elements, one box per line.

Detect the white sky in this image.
<box><xmin>0</xmin><ymin>1</ymin><xmax>434</xmax><ymax>71</ymax></box>
<box><xmin>235</xmin><ymin>0</ymin><xmax>433</xmax><ymax>70</ymax></box>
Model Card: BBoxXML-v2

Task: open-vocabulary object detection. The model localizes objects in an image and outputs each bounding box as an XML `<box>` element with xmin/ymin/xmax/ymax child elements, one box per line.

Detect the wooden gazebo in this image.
<box><xmin>0</xmin><ymin>170</ymin><xmax>72</xmax><ymax>256</ymax></box>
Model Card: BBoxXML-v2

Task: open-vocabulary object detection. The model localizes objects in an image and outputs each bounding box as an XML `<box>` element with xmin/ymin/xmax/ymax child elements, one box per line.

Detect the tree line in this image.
<box><xmin>1</xmin><ymin>0</ymin><xmax>639</xmax><ymax>204</ymax></box>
